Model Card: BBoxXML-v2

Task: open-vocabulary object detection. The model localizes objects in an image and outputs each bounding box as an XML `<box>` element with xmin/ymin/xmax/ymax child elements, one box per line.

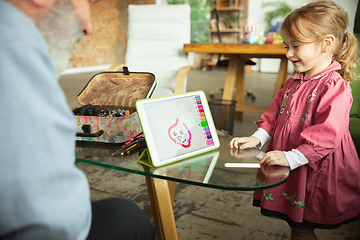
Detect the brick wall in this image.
<box><xmin>68</xmin><ymin>1</ymin><xmax>249</xmax><ymax>69</ymax></box>
<box><xmin>68</xmin><ymin>0</ymin><xmax>155</xmax><ymax>68</ymax></box>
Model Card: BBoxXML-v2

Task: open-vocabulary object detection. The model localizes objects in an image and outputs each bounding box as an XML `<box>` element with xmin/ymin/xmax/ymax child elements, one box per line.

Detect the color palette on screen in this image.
<box><xmin>195</xmin><ymin>95</ymin><xmax>213</xmax><ymax>145</ymax></box>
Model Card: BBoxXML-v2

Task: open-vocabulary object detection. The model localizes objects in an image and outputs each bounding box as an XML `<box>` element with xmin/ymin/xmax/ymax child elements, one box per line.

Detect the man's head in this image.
<box><xmin>37</xmin><ymin>0</ymin><xmax>94</xmax><ymax>75</ymax></box>
<box><xmin>8</xmin><ymin>0</ymin><xmax>94</xmax><ymax>75</ymax></box>
<box><xmin>7</xmin><ymin>0</ymin><xmax>58</xmax><ymax>20</ymax></box>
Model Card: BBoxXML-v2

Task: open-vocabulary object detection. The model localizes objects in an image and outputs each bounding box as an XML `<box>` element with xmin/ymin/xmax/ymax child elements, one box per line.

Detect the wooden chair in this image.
<box><xmin>107</xmin><ymin>4</ymin><xmax>193</xmax><ymax>97</ymax></box>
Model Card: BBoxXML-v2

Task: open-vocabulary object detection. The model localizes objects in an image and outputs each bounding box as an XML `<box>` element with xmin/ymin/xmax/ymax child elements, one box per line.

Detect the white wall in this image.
<box><xmin>248</xmin><ymin>0</ymin><xmax>359</xmax><ymax>73</ymax></box>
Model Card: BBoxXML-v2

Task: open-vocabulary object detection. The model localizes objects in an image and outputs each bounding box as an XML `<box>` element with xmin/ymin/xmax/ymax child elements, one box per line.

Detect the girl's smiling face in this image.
<box><xmin>283</xmin><ymin>34</ymin><xmax>333</xmax><ymax>78</ymax></box>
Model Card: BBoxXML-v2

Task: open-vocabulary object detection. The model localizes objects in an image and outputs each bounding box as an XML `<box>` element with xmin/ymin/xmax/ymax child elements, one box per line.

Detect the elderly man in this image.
<box><xmin>0</xmin><ymin>0</ymin><xmax>155</xmax><ymax>239</ymax></box>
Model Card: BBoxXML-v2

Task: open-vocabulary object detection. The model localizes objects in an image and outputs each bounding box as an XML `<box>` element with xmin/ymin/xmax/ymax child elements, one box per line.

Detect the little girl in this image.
<box><xmin>229</xmin><ymin>1</ymin><xmax>360</xmax><ymax>239</ymax></box>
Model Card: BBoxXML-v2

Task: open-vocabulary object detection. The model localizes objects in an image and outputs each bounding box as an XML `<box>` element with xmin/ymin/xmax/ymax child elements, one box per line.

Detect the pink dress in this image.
<box><xmin>253</xmin><ymin>61</ymin><xmax>360</xmax><ymax>229</ymax></box>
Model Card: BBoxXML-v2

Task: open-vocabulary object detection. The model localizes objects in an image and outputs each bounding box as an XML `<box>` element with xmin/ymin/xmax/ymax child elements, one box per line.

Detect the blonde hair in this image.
<box><xmin>281</xmin><ymin>0</ymin><xmax>359</xmax><ymax>82</ymax></box>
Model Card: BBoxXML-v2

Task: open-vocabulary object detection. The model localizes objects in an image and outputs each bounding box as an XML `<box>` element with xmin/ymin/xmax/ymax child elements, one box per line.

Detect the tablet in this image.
<box><xmin>136</xmin><ymin>91</ymin><xmax>220</xmax><ymax>167</ymax></box>
<box><xmin>153</xmin><ymin>151</ymin><xmax>219</xmax><ymax>183</ymax></box>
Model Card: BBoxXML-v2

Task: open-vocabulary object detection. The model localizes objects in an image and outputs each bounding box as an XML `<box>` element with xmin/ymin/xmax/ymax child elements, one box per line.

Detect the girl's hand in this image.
<box><xmin>228</xmin><ymin>136</ymin><xmax>260</xmax><ymax>149</ymax></box>
<box><xmin>260</xmin><ymin>151</ymin><xmax>289</xmax><ymax>167</ymax></box>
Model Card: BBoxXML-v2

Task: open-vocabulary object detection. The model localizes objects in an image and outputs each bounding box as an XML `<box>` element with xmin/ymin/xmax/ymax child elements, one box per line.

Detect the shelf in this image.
<box><xmin>210</xmin><ymin>29</ymin><xmax>241</xmax><ymax>33</ymax></box>
<box><xmin>210</xmin><ymin>0</ymin><xmax>243</xmax><ymax>45</ymax></box>
<box><xmin>211</xmin><ymin>7</ymin><xmax>242</xmax><ymax>11</ymax></box>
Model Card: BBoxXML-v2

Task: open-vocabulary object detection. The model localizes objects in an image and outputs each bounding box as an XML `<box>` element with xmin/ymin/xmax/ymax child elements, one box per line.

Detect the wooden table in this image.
<box><xmin>183</xmin><ymin>43</ymin><xmax>288</xmax><ymax>118</ymax></box>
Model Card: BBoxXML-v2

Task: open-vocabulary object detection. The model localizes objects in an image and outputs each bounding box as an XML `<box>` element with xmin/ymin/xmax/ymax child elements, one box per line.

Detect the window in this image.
<box><xmin>167</xmin><ymin>0</ymin><xmax>210</xmax><ymax>43</ymax></box>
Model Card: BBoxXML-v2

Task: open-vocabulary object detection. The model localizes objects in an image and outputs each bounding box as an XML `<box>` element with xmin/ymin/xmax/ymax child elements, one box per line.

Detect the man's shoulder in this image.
<box><xmin>0</xmin><ymin>0</ymin><xmax>43</xmax><ymax>47</ymax></box>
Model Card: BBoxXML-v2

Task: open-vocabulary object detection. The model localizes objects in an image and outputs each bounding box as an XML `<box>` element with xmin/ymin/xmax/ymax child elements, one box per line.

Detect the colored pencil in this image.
<box><xmin>126</xmin><ymin>146</ymin><xmax>140</xmax><ymax>154</ymax></box>
<box><xmin>120</xmin><ymin>143</ymin><xmax>138</xmax><ymax>155</ymax></box>
<box><xmin>124</xmin><ymin>132</ymin><xmax>144</xmax><ymax>145</ymax></box>
<box><xmin>111</xmin><ymin>140</ymin><xmax>138</xmax><ymax>156</ymax></box>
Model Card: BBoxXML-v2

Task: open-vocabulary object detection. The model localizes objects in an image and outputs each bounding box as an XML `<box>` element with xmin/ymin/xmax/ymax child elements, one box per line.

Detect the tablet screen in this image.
<box><xmin>137</xmin><ymin>91</ymin><xmax>219</xmax><ymax>166</ymax></box>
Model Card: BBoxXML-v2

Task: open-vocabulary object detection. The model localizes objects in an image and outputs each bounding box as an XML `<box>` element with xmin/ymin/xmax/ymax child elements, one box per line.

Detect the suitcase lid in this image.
<box><xmin>77</xmin><ymin>66</ymin><xmax>156</xmax><ymax>108</ymax></box>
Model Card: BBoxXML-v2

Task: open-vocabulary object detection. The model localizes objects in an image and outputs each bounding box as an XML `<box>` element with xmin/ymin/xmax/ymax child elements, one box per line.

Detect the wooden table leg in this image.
<box><xmin>168</xmin><ymin>180</ymin><xmax>177</xmax><ymax>206</ymax></box>
<box><xmin>222</xmin><ymin>55</ymin><xmax>239</xmax><ymax>101</ymax></box>
<box><xmin>221</xmin><ymin>55</ymin><xmax>244</xmax><ymax>120</ymax></box>
<box><xmin>145</xmin><ymin>176</ymin><xmax>160</xmax><ymax>230</ymax></box>
<box><xmin>234</xmin><ymin>58</ymin><xmax>245</xmax><ymax>120</ymax></box>
<box><xmin>274</xmin><ymin>57</ymin><xmax>288</xmax><ymax>95</ymax></box>
<box><xmin>153</xmin><ymin>178</ymin><xmax>178</xmax><ymax>240</ymax></box>
<box><xmin>145</xmin><ymin>177</ymin><xmax>178</xmax><ymax>240</ymax></box>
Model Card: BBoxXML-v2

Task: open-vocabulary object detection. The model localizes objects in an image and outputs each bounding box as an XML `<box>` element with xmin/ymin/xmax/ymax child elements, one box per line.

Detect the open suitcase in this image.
<box><xmin>72</xmin><ymin>67</ymin><xmax>156</xmax><ymax>145</ymax></box>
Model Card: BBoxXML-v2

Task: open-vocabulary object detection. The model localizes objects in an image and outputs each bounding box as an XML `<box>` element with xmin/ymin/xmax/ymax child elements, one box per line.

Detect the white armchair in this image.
<box><xmin>108</xmin><ymin>4</ymin><xmax>193</xmax><ymax>97</ymax></box>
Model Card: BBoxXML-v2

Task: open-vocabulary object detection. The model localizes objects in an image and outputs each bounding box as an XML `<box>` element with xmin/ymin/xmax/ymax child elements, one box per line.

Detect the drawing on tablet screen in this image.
<box><xmin>168</xmin><ymin>118</ymin><xmax>192</xmax><ymax>148</ymax></box>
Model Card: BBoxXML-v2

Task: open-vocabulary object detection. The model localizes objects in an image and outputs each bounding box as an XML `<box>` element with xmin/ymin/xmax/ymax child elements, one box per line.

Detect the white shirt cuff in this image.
<box><xmin>251</xmin><ymin>128</ymin><xmax>270</xmax><ymax>149</ymax></box>
<box><xmin>284</xmin><ymin>149</ymin><xmax>309</xmax><ymax>170</ymax></box>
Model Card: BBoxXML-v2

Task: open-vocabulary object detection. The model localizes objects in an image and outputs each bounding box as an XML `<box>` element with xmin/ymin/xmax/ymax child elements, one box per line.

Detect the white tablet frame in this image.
<box><xmin>136</xmin><ymin>91</ymin><xmax>220</xmax><ymax>167</ymax></box>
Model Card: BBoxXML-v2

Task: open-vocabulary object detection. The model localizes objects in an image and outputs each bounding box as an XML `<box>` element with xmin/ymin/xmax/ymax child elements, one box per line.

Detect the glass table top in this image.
<box><xmin>75</xmin><ymin>130</ymin><xmax>289</xmax><ymax>191</ymax></box>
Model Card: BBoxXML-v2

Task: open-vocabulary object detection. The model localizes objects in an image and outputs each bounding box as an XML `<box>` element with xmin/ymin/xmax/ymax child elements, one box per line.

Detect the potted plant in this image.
<box><xmin>262</xmin><ymin>1</ymin><xmax>292</xmax><ymax>33</ymax></box>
